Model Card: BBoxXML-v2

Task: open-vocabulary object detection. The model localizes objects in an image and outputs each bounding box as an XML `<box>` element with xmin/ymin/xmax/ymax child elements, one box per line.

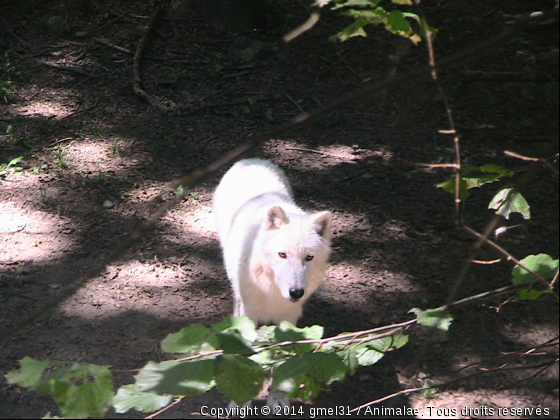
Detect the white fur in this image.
<box><xmin>213</xmin><ymin>158</ymin><xmax>332</xmax><ymax>326</ymax></box>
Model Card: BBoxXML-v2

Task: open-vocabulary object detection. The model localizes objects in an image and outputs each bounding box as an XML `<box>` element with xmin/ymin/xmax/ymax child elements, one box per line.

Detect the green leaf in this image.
<box><xmin>331</xmin><ymin>0</ymin><xmax>383</xmax><ymax>10</ymax></box>
<box><xmin>409</xmin><ymin>308</ymin><xmax>453</xmax><ymax>332</ymax></box>
<box><xmin>214</xmin><ymin>330</ymin><xmax>255</xmax><ymax>355</ymax></box>
<box><xmin>386</xmin><ymin>10</ymin><xmax>413</xmax><ymax>38</ymax></box>
<box><xmin>479</xmin><ymin>164</ymin><xmax>514</xmax><ymax>177</ymax></box>
<box><xmin>330</xmin><ymin>18</ymin><xmax>369</xmax><ymax>42</ymax></box>
<box><xmin>512</xmin><ymin>254</ymin><xmax>558</xmax><ymax>286</ymax></box>
<box><xmin>272</xmin><ymin>353</ymin><xmax>348</xmax><ymax>400</ymax></box>
<box><xmin>436</xmin><ymin>165</ymin><xmax>514</xmax><ymax>201</ymax></box>
<box><xmin>214</xmin><ymin>354</ymin><xmax>264</xmax><ymax>406</ymax></box>
<box><xmin>50</xmin><ymin>363</ymin><xmax>113</xmax><ymax>419</ymax></box>
<box><xmin>135</xmin><ymin>359</ymin><xmax>215</xmax><ymax>397</ymax></box>
<box><xmin>349</xmin><ymin>334</ymin><xmax>409</xmax><ymax>367</ymax></box>
<box><xmin>489</xmin><ymin>187</ymin><xmax>531</xmax><ymax>220</ymax></box>
<box><xmin>8</xmin><ymin>156</ymin><xmax>23</xmax><ymax>166</ymax></box>
<box><xmin>113</xmin><ymin>384</ymin><xmax>173</xmax><ymax>414</ymax></box>
<box><xmin>161</xmin><ymin>323</ymin><xmax>208</xmax><ymax>354</ymax></box>
<box><xmin>6</xmin><ymin>359</ymin><xmax>113</xmax><ymax>418</ymax></box>
<box><xmin>392</xmin><ymin>0</ymin><xmax>412</xmax><ymax>5</ymax></box>
<box><xmin>352</xmin><ymin>343</ymin><xmax>385</xmax><ymax>366</ymax></box>
<box><xmin>272</xmin><ymin>322</ymin><xmax>324</xmax><ymax>354</ymax></box>
<box><xmin>518</xmin><ymin>288</ymin><xmax>550</xmax><ymax>300</ymax></box>
<box><xmin>208</xmin><ymin>316</ymin><xmax>257</xmax><ymax>349</ymax></box>
<box><xmin>249</xmin><ymin>348</ymin><xmax>280</xmax><ymax>367</ymax></box>
<box><xmin>5</xmin><ymin>356</ymin><xmax>50</xmax><ymax>389</ymax></box>
<box><xmin>435</xmin><ymin>178</ymin><xmax>469</xmax><ymax>200</ymax></box>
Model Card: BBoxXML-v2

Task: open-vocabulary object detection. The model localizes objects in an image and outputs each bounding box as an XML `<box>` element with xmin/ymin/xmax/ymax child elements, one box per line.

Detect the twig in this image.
<box><xmin>94</xmin><ymin>37</ymin><xmax>197</xmax><ymax>65</ymax></box>
<box><xmin>47</xmin><ymin>137</ymin><xmax>73</xmax><ymax>148</ymax></box>
<box><xmin>462</xmin><ymin>225</ymin><xmax>558</xmax><ymax>299</ymax></box>
<box><xmin>284</xmin><ymin>146</ymin><xmax>358</xmax><ymax>161</ymax></box>
<box><xmin>93</xmin><ymin>37</ymin><xmax>133</xmax><ymax>55</ymax></box>
<box><xmin>283</xmin><ymin>91</ymin><xmax>306</xmax><ymax>113</ymax></box>
<box><xmin>505</xmin><ymin>149</ymin><xmax>559</xmax><ymax>177</ymax></box>
<box><xmin>452</xmin><ymin>337</ymin><xmax>559</xmax><ymax>374</ymax></box>
<box><xmin>131</xmin><ymin>0</ymin><xmax>173</xmax><ymax>108</ymax></box>
<box><xmin>283</xmin><ymin>11</ymin><xmax>321</xmax><ymax>42</ymax></box>
<box><xmin>350</xmin><ymin>357</ymin><xmax>558</xmax><ymax>413</ymax></box>
<box><xmin>128</xmin><ymin>281</ymin><xmax>541</xmax><ymax>367</ymax></box>
<box><xmin>181</xmin><ymin>99</ymin><xmax>265</xmax><ymax>116</ymax></box>
<box><xmin>39</xmin><ymin>60</ymin><xmax>95</xmax><ymax>77</ymax></box>
<box><xmin>59</xmin><ymin>102</ymin><xmax>98</xmax><ymax>122</ymax></box>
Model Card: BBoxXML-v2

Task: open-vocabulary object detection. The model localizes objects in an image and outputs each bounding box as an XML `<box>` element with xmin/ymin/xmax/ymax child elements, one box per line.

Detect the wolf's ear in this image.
<box><xmin>310</xmin><ymin>211</ymin><xmax>332</xmax><ymax>239</ymax></box>
<box><xmin>267</xmin><ymin>206</ymin><xmax>289</xmax><ymax>230</ymax></box>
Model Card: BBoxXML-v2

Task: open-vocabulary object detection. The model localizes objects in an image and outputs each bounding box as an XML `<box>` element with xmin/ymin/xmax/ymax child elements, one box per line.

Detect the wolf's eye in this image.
<box><xmin>305</xmin><ymin>255</ymin><xmax>314</xmax><ymax>261</ymax></box>
<box><xmin>278</xmin><ymin>252</ymin><xmax>287</xmax><ymax>259</ymax></box>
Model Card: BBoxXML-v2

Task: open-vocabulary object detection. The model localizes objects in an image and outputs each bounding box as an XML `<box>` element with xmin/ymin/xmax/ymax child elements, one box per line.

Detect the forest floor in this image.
<box><xmin>0</xmin><ymin>0</ymin><xmax>558</xmax><ymax>418</ymax></box>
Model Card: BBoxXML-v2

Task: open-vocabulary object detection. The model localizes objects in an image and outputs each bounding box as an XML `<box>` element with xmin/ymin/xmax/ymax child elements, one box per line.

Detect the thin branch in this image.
<box><xmin>124</xmin><ymin>282</ymin><xmax>543</xmax><ymax>368</ymax></box>
<box><xmin>462</xmin><ymin>225</ymin><xmax>558</xmax><ymax>299</ymax></box>
<box><xmin>350</xmin><ymin>358</ymin><xmax>559</xmax><ymax>414</ymax></box>
<box><xmin>504</xmin><ymin>149</ymin><xmax>559</xmax><ymax>177</ymax></box>
<box><xmin>284</xmin><ymin>146</ymin><xmax>359</xmax><ymax>161</ymax></box>
<box><xmin>452</xmin><ymin>336</ymin><xmax>559</xmax><ymax>374</ymax></box>
<box><xmin>283</xmin><ymin>11</ymin><xmax>321</xmax><ymax>42</ymax></box>
<box><xmin>131</xmin><ymin>0</ymin><xmax>175</xmax><ymax>108</ymax></box>
<box><xmin>39</xmin><ymin>60</ymin><xmax>96</xmax><ymax>77</ymax></box>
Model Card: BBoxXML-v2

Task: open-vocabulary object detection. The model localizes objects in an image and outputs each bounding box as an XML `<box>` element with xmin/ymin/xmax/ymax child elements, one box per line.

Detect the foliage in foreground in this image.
<box><xmin>317</xmin><ymin>0</ymin><xmax>436</xmax><ymax>44</ymax></box>
<box><xmin>6</xmin><ymin>249</ymin><xmax>557</xmax><ymax>420</ymax></box>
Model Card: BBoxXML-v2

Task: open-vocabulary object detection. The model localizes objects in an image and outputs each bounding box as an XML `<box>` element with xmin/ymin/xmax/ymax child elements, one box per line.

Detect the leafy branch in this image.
<box><xmin>315</xmin><ymin>0</ymin><xmax>435</xmax><ymax>44</ymax></box>
<box><xmin>6</xmin><ymin>272</ymin><xmax>555</xmax><ymax>419</ymax></box>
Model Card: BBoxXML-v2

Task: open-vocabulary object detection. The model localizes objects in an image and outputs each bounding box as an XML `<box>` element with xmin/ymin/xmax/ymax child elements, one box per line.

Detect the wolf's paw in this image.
<box><xmin>266</xmin><ymin>388</ymin><xmax>290</xmax><ymax>411</ymax></box>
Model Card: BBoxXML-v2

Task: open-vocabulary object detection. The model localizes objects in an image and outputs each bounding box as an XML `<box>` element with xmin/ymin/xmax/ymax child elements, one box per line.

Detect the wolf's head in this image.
<box><xmin>262</xmin><ymin>206</ymin><xmax>332</xmax><ymax>302</ymax></box>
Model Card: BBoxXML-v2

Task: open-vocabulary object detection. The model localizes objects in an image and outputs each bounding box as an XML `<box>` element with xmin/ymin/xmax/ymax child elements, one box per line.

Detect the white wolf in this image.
<box><xmin>213</xmin><ymin>158</ymin><xmax>332</xmax><ymax>326</ymax></box>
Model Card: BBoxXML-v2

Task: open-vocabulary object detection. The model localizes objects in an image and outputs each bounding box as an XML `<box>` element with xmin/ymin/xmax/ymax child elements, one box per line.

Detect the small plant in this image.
<box><xmin>75</xmin><ymin>128</ymin><xmax>86</xmax><ymax>138</ymax></box>
<box><xmin>0</xmin><ymin>156</ymin><xmax>23</xmax><ymax>178</ymax></box>
<box><xmin>36</xmin><ymin>114</ymin><xmax>57</xmax><ymax>134</ymax></box>
<box><xmin>171</xmin><ymin>185</ymin><xmax>198</xmax><ymax>199</ymax></box>
<box><xmin>89</xmin><ymin>123</ymin><xmax>107</xmax><ymax>137</ymax></box>
<box><xmin>110</xmin><ymin>138</ymin><xmax>121</xmax><ymax>156</ymax></box>
<box><xmin>207</xmin><ymin>64</ymin><xmax>223</xmax><ymax>79</ymax></box>
<box><xmin>54</xmin><ymin>150</ymin><xmax>70</xmax><ymax>169</ymax></box>
<box><xmin>0</xmin><ymin>51</ymin><xmax>20</xmax><ymax>103</ymax></box>
<box><xmin>1</xmin><ymin>124</ymin><xmax>27</xmax><ymax>146</ymax></box>
<box><xmin>435</xmin><ymin>164</ymin><xmax>530</xmax><ymax>220</ymax></box>
<box><xmin>74</xmin><ymin>175</ymin><xmax>103</xmax><ymax>189</ymax></box>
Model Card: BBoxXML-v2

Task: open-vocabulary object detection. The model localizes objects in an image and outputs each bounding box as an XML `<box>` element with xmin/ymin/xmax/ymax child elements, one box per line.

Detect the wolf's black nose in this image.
<box><xmin>289</xmin><ymin>288</ymin><xmax>304</xmax><ymax>301</ymax></box>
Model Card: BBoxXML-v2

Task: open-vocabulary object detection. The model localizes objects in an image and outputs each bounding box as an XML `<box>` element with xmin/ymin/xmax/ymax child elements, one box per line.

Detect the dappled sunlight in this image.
<box><xmin>164</xmin><ymin>200</ymin><xmax>217</xmax><ymax>237</ymax></box>
<box><xmin>48</xmin><ymin>137</ymin><xmax>147</xmax><ymax>174</ymax></box>
<box><xmin>59</xmin><ymin>261</ymin><xmax>188</xmax><ymax>320</ymax></box>
<box><xmin>10</xmin><ymin>98</ymin><xmax>75</xmax><ymax>120</ymax></box>
<box><xmin>270</xmin><ymin>138</ymin><xmax>395</xmax><ymax>169</ymax></box>
<box><xmin>0</xmin><ymin>202</ymin><xmax>73</xmax><ymax>263</ymax></box>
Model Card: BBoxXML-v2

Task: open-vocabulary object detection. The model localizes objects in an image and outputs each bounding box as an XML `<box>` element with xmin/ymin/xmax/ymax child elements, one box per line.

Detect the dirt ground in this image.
<box><xmin>0</xmin><ymin>0</ymin><xmax>558</xmax><ymax>418</ymax></box>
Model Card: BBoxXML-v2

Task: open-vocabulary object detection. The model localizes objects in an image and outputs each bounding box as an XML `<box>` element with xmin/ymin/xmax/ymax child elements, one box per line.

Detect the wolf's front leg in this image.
<box><xmin>266</xmin><ymin>378</ymin><xmax>290</xmax><ymax>412</ymax></box>
<box><xmin>233</xmin><ymin>297</ymin><xmax>245</xmax><ymax>318</ymax></box>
